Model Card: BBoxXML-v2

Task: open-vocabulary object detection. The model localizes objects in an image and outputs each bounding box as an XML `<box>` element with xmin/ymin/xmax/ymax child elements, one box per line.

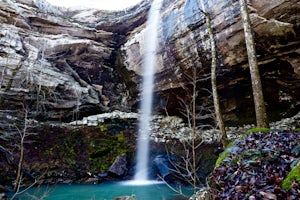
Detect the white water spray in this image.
<box><xmin>133</xmin><ymin>0</ymin><xmax>163</xmax><ymax>182</ymax></box>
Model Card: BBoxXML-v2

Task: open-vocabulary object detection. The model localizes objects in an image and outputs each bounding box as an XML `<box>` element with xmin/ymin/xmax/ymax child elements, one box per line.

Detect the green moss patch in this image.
<box><xmin>24</xmin><ymin>119</ymin><xmax>136</xmax><ymax>179</ymax></box>
<box><xmin>215</xmin><ymin>142</ymin><xmax>234</xmax><ymax>167</ymax></box>
<box><xmin>243</xmin><ymin>127</ymin><xmax>270</xmax><ymax>138</ymax></box>
<box><xmin>282</xmin><ymin>162</ymin><xmax>300</xmax><ymax>190</ymax></box>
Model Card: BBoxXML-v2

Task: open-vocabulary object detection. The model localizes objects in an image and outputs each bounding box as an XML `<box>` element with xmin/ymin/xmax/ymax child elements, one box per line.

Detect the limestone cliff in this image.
<box><xmin>123</xmin><ymin>0</ymin><xmax>300</xmax><ymax>123</ymax></box>
<box><xmin>0</xmin><ymin>0</ymin><xmax>149</xmax><ymax>121</ymax></box>
<box><xmin>0</xmin><ymin>0</ymin><xmax>299</xmax><ymax>123</ymax></box>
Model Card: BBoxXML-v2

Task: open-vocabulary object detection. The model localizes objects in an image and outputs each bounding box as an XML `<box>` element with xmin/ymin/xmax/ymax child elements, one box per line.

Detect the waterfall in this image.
<box><xmin>134</xmin><ymin>0</ymin><xmax>163</xmax><ymax>182</ymax></box>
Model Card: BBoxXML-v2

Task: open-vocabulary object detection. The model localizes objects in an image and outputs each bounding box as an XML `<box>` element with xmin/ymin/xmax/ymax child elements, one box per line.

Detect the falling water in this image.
<box><xmin>134</xmin><ymin>0</ymin><xmax>163</xmax><ymax>182</ymax></box>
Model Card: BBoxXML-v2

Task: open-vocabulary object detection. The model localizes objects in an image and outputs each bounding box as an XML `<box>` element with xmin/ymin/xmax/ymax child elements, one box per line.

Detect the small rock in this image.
<box><xmin>190</xmin><ymin>187</ymin><xmax>212</xmax><ymax>200</ymax></box>
<box><xmin>85</xmin><ymin>177</ymin><xmax>99</xmax><ymax>184</ymax></box>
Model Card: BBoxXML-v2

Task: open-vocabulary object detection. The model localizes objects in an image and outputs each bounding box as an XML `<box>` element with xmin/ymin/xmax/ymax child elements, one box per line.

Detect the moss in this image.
<box><xmin>87</xmin><ymin>126</ymin><xmax>130</xmax><ymax>172</ymax></box>
<box><xmin>282</xmin><ymin>162</ymin><xmax>300</xmax><ymax>190</ymax></box>
<box><xmin>99</xmin><ymin>124</ymin><xmax>108</xmax><ymax>132</ymax></box>
<box><xmin>214</xmin><ymin>128</ymin><xmax>272</xmax><ymax>168</ymax></box>
<box><xmin>246</xmin><ymin>127</ymin><xmax>270</xmax><ymax>134</ymax></box>
<box><xmin>226</xmin><ymin>142</ymin><xmax>234</xmax><ymax>149</ymax></box>
<box><xmin>215</xmin><ymin>142</ymin><xmax>234</xmax><ymax>167</ymax></box>
<box><xmin>215</xmin><ymin>151</ymin><xmax>231</xmax><ymax>167</ymax></box>
<box><xmin>240</xmin><ymin>127</ymin><xmax>270</xmax><ymax>138</ymax></box>
<box><xmin>39</xmin><ymin>122</ymin><xmax>135</xmax><ymax>175</ymax></box>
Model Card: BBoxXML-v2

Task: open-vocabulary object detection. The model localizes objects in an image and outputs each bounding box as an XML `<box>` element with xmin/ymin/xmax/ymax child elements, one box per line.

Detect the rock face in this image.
<box><xmin>0</xmin><ymin>0</ymin><xmax>299</xmax><ymax>123</ymax></box>
<box><xmin>123</xmin><ymin>0</ymin><xmax>300</xmax><ymax>124</ymax></box>
<box><xmin>0</xmin><ymin>0</ymin><xmax>150</xmax><ymax>121</ymax></box>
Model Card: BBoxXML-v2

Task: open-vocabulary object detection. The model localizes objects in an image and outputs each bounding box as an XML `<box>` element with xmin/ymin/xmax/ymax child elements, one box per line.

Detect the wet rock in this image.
<box><xmin>0</xmin><ymin>0</ymin><xmax>144</xmax><ymax>121</ymax></box>
<box><xmin>114</xmin><ymin>196</ymin><xmax>136</xmax><ymax>200</ymax></box>
<box><xmin>109</xmin><ymin>154</ymin><xmax>128</xmax><ymax>177</ymax></box>
<box><xmin>153</xmin><ymin>154</ymin><xmax>172</xmax><ymax>179</ymax></box>
<box><xmin>84</xmin><ymin>177</ymin><xmax>100</xmax><ymax>184</ymax></box>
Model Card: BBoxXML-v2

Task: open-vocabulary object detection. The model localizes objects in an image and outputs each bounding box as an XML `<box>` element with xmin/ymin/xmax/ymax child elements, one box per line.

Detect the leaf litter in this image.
<box><xmin>208</xmin><ymin>131</ymin><xmax>300</xmax><ymax>199</ymax></box>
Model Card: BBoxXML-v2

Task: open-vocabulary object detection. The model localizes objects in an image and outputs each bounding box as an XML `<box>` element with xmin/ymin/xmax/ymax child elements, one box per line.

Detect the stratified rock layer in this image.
<box><xmin>0</xmin><ymin>0</ymin><xmax>150</xmax><ymax>121</ymax></box>
<box><xmin>0</xmin><ymin>0</ymin><xmax>299</xmax><ymax>123</ymax></box>
<box><xmin>123</xmin><ymin>0</ymin><xmax>300</xmax><ymax>123</ymax></box>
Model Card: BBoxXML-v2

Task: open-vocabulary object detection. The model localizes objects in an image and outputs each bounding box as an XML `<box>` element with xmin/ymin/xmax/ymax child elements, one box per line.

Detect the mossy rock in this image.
<box><xmin>215</xmin><ymin>128</ymin><xmax>271</xmax><ymax>167</ymax></box>
<box><xmin>215</xmin><ymin>151</ymin><xmax>231</xmax><ymax>167</ymax></box>
<box><xmin>282</xmin><ymin>162</ymin><xmax>300</xmax><ymax>190</ymax></box>
<box><xmin>215</xmin><ymin>142</ymin><xmax>234</xmax><ymax>167</ymax></box>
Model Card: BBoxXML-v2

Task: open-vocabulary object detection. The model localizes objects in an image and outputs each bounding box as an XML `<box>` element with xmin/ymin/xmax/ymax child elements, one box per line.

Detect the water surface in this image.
<box><xmin>14</xmin><ymin>182</ymin><xmax>191</xmax><ymax>200</ymax></box>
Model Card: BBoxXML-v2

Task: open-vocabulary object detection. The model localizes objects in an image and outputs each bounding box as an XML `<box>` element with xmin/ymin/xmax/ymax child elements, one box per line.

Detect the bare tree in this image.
<box><xmin>161</xmin><ymin>63</ymin><xmax>214</xmax><ymax>194</ymax></box>
<box><xmin>1</xmin><ymin>104</ymin><xmax>51</xmax><ymax>200</ymax></box>
<box><xmin>239</xmin><ymin>0</ymin><xmax>269</xmax><ymax>128</ymax></box>
<box><xmin>13</xmin><ymin>105</ymin><xmax>30</xmax><ymax>192</ymax></box>
<box><xmin>163</xmin><ymin>136</ymin><xmax>204</xmax><ymax>194</ymax></box>
<box><xmin>190</xmin><ymin>66</ymin><xmax>199</xmax><ymax>193</ymax></box>
<box><xmin>200</xmin><ymin>0</ymin><xmax>229</xmax><ymax>148</ymax></box>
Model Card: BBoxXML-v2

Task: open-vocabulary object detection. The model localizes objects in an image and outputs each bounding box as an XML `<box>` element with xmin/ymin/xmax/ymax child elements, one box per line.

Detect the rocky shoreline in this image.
<box><xmin>0</xmin><ymin>111</ymin><xmax>299</xmax><ymax>199</ymax></box>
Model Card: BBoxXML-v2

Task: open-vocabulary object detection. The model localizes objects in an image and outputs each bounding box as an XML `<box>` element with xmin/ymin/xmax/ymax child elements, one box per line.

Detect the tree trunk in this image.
<box><xmin>192</xmin><ymin>67</ymin><xmax>197</xmax><ymax>194</ymax></box>
<box><xmin>239</xmin><ymin>0</ymin><xmax>269</xmax><ymax>128</ymax></box>
<box><xmin>201</xmin><ymin>0</ymin><xmax>229</xmax><ymax>148</ymax></box>
<box><xmin>14</xmin><ymin>136</ymin><xmax>24</xmax><ymax>192</ymax></box>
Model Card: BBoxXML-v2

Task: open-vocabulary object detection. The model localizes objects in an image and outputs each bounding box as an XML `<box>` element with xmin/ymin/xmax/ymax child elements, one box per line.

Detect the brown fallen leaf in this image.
<box><xmin>234</xmin><ymin>185</ymin><xmax>247</xmax><ymax>191</ymax></box>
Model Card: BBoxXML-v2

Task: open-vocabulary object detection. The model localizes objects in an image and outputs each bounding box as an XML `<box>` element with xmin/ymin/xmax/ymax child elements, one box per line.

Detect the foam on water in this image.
<box><xmin>121</xmin><ymin>179</ymin><xmax>164</xmax><ymax>186</ymax></box>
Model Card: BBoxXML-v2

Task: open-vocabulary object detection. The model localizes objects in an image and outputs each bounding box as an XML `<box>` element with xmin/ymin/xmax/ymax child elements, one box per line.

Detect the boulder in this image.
<box><xmin>108</xmin><ymin>153</ymin><xmax>128</xmax><ymax>177</ymax></box>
